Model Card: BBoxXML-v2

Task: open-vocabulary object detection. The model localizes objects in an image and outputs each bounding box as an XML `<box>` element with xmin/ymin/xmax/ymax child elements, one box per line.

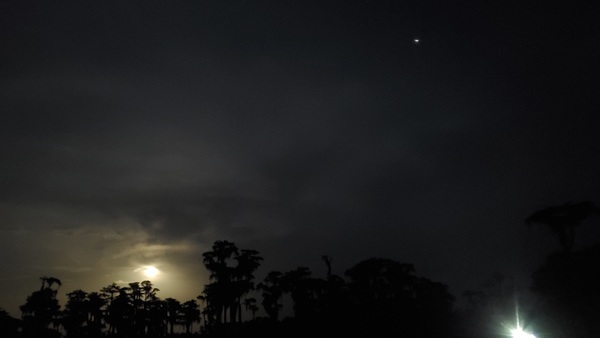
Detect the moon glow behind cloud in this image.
<box><xmin>143</xmin><ymin>266</ymin><xmax>159</xmax><ymax>278</ymax></box>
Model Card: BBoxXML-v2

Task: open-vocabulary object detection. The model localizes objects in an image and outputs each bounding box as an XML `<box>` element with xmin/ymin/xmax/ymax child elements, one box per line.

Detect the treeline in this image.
<box><xmin>3</xmin><ymin>201</ymin><xmax>599</xmax><ymax>338</ymax></box>
<box><xmin>0</xmin><ymin>240</ymin><xmax>455</xmax><ymax>338</ymax></box>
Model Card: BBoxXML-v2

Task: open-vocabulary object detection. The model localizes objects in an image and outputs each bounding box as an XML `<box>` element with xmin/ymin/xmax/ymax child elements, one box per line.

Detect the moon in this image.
<box><xmin>142</xmin><ymin>266</ymin><xmax>160</xmax><ymax>278</ymax></box>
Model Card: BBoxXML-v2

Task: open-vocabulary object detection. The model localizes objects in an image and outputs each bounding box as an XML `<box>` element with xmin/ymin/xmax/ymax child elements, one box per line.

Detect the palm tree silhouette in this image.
<box><xmin>141</xmin><ymin>280</ymin><xmax>160</xmax><ymax>308</ymax></box>
<box><xmin>180</xmin><ymin>299</ymin><xmax>201</xmax><ymax>334</ymax></box>
<box><xmin>197</xmin><ymin>293</ymin><xmax>212</xmax><ymax>329</ymax></box>
<box><xmin>100</xmin><ymin>283</ymin><xmax>120</xmax><ymax>335</ymax></box>
<box><xmin>233</xmin><ymin>249</ymin><xmax>263</xmax><ymax>322</ymax></box>
<box><xmin>107</xmin><ymin>287</ymin><xmax>133</xmax><ymax>336</ymax></box>
<box><xmin>165</xmin><ymin>298</ymin><xmax>181</xmax><ymax>335</ymax></box>
<box><xmin>145</xmin><ymin>294</ymin><xmax>165</xmax><ymax>336</ymax></box>
<box><xmin>202</xmin><ymin>240</ymin><xmax>239</xmax><ymax>325</ymax></box>
<box><xmin>86</xmin><ymin>292</ymin><xmax>105</xmax><ymax>338</ymax></box>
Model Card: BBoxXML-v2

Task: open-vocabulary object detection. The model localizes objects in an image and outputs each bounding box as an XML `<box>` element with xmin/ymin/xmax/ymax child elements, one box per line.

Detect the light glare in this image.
<box><xmin>510</xmin><ymin>326</ymin><xmax>535</xmax><ymax>338</ymax></box>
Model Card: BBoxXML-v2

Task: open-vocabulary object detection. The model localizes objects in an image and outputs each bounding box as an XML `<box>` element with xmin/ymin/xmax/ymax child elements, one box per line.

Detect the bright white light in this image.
<box><xmin>413</xmin><ymin>38</ymin><xmax>420</xmax><ymax>44</ymax></box>
<box><xmin>510</xmin><ymin>326</ymin><xmax>536</xmax><ymax>338</ymax></box>
<box><xmin>142</xmin><ymin>266</ymin><xmax>159</xmax><ymax>278</ymax></box>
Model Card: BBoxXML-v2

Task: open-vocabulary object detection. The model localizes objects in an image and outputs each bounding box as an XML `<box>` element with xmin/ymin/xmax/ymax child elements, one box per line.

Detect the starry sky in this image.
<box><xmin>1</xmin><ymin>1</ymin><xmax>600</xmax><ymax>316</ymax></box>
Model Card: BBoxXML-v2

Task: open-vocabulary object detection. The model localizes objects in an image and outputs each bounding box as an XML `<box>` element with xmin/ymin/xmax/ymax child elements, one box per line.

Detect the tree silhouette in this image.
<box><xmin>233</xmin><ymin>249</ymin><xmax>263</xmax><ymax>322</ymax></box>
<box><xmin>243</xmin><ymin>298</ymin><xmax>258</xmax><ymax>320</ymax></box>
<box><xmin>345</xmin><ymin>258</ymin><xmax>419</xmax><ymax>336</ymax></box>
<box><xmin>521</xmin><ymin>202</ymin><xmax>600</xmax><ymax>336</ymax></box>
<box><xmin>414</xmin><ymin>277</ymin><xmax>455</xmax><ymax>336</ymax></box>
<box><xmin>164</xmin><ymin>298</ymin><xmax>181</xmax><ymax>335</ymax></box>
<box><xmin>85</xmin><ymin>292</ymin><xmax>105</xmax><ymax>338</ymax></box>
<box><xmin>201</xmin><ymin>240</ymin><xmax>263</xmax><ymax>326</ymax></box>
<box><xmin>526</xmin><ymin>201</ymin><xmax>596</xmax><ymax>252</ymax></box>
<box><xmin>202</xmin><ymin>240</ymin><xmax>239</xmax><ymax>325</ymax></box>
<box><xmin>62</xmin><ymin>290</ymin><xmax>105</xmax><ymax>337</ymax></box>
<box><xmin>20</xmin><ymin>276</ymin><xmax>61</xmax><ymax>338</ymax></box>
<box><xmin>63</xmin><ymin>289</ymin><xmax>88</xmax><ymax>337</ymax></box>
<box><xmin>258</xmin><ymin>271</ymin><xmax>283</xmax><ymax>321</ymax></box>
<box><xmin>100</xmin><ymin>283</ymin><xmax>120</xmax><ymax>335</ymax></box>
<box><xmin>141</xmin><ymin>280</ymin><xmax>160</xmax><ymax>305</ymax></box>
<box><xmin>146</xmin><ymin>292</ymin><xmax>166</xmax><ymax>337</ymax></box>
<box><xmin>2</xmin><ymin>242</ymin><xmax>464</xmax><ymax>338</ymax></box>
<box><xmin>106</xmin><ymin>286</ymin><xmax>133</xmax><ymax>336</ymax></box>
<box><xmin>127</xmin><ymin>281</ymin><xmax>147</xmax><ymax>336</ymax></box>
<box><xmin>321</xmin><ymin>255</ymin><xmax>332</xmax><ymax>280</ymax></box>
<box><xmin>531</xmin><ymin>242</ymin><xmax>600</xmax><ymax>336</ymax></box>
<box><xmin>281</xmin><ymin>267</ymin><xmax>323</xmax><ymax>319</ymax></box>
<box><xmin>0</xmin><ymin>308</ymin><xmax>20</xmax><ymax>338</ymax></box>
<box><xmin>38</xmin><ymin>277</ymin><xmax>61</xmax><ymax>292</ymax></box>
<box><xmin>180</xmin><ymin>299</ymin><xmax>201</xmax><ymax>334</ymax></box>
<box><xmin>197</xmin><ymin>292</ymin><xmax>214</xmax><ymax>329</ymax></box>
<box><xmin>346</xmin><ymin>258</ymin><xmax>416</xmax><ymax>303</ymax></box>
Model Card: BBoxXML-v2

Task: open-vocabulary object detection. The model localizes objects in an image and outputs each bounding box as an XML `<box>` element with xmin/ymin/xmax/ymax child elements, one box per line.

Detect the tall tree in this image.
<box><xmin>258</xmin><ymin>271</ymin><xmax>284</xmax><ymax>321</ymax></box>
<box><xmin>414</xmin><ymin>277</ymin><xmax>455</xmax><ymax>337</ymax></box>
<box><xmin>201</xmin><ymin>240</ymin><xmax>263</xmax><ymax>325</ymax></box>
<box><xmin>197</xmin><ymin>292</ymin><xmax>213</xmax><ymax>329</ymax></box>
<box><xmin>233</xmin><ymin>249</ymin><xmax>263</xmax><ymax>322</ymax></box>
<box><xmin>322</xmin><ymin>255</ymin><xmax>333</xmax><ymax>280</ymax></box>
<box><xmin>531</xmin><ymin>244</ymin><xmax>600</xmax><ymax>336</ymax></box>
<box><xmin>180</xmin><ymin>299</ymin><xmax>201</xmax><ymax>334</ymax></box>
<box><xmin>63</xmin><ymin>289</ymin><xmax>88</xmax><ymax>338</ymax></box>
<box><xmin>85</xmin><ymin>292</ymin><xmax>105</xmax><ymax>338</ymax></box>
<box><xmin>145</xmin><ymin>294</ymin><xmax>165</xmax><ymax>337</ymax></box>
<box><xmin>345</xmin><ymin>258</ymin><xmax>418</xmax><ymax>336</ymax></box>
<box><xmin>164</xmin><ymin>298</ymin><xmax>181</xmax><ymax>335</ymax></box>
<box><xmin>141</xmin><ymin>280</ymin><xmax>160</xmax><ymax>307</ymax></box>
<box><xmin>141</xmin><ymin>279</ymin><xmax>161</xmax><ymax>335</ymax></box>
<box><xmin>100</xmin><ymin>283</ymin><xmax>120</xmax><ymax>335</ymax></box>
<box><xmin>527</xmin><ymin>201</ymin><xmax>596</xmax><ymax>252</ymax></box>
<box><xmin>20</xmin><ymin>277</ymin><xmax>61</xmax><ymax>338</ymax></box>
<box><xmin>243</xmin><ymin>298</ymin><xmax>258</xmax><ymax>320</ymax></box>
<box><xmin>39</xmin><ymin>277</ymin><xmax>62</xmax><ymax>292</ymax></box>
<box><xmin>282</xmin><ymin>267</ymin><xmax>320</xmax><ymax>319</ymax></box>
<box><xmin>107</xmin><ymin>287</ymin><xmax>133</xmax><ymax>336</ymax></box>
<box><xmin>202</xmin><ymin>240</ymin><xmax>239</xmax><ymax>325</ymax></box>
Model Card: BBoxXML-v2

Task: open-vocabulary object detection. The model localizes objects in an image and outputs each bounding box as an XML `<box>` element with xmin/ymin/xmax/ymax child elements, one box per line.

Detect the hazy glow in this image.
<box><xmin>510</xmin><ymin>326</ymin><xmax>535</xmax><ymax>338</ymax></box>
<box><xmin>142</xmin><ymin>266</ymin><xmax>160</xmax><ymax>278</ymax></box>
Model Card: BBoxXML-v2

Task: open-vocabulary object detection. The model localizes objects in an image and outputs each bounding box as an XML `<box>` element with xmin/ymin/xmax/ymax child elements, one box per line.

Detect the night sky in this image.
<box><xmin>2</xmin><ymin>1</ymin><xmax>600</xmax><ymax>317</ymax></box>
